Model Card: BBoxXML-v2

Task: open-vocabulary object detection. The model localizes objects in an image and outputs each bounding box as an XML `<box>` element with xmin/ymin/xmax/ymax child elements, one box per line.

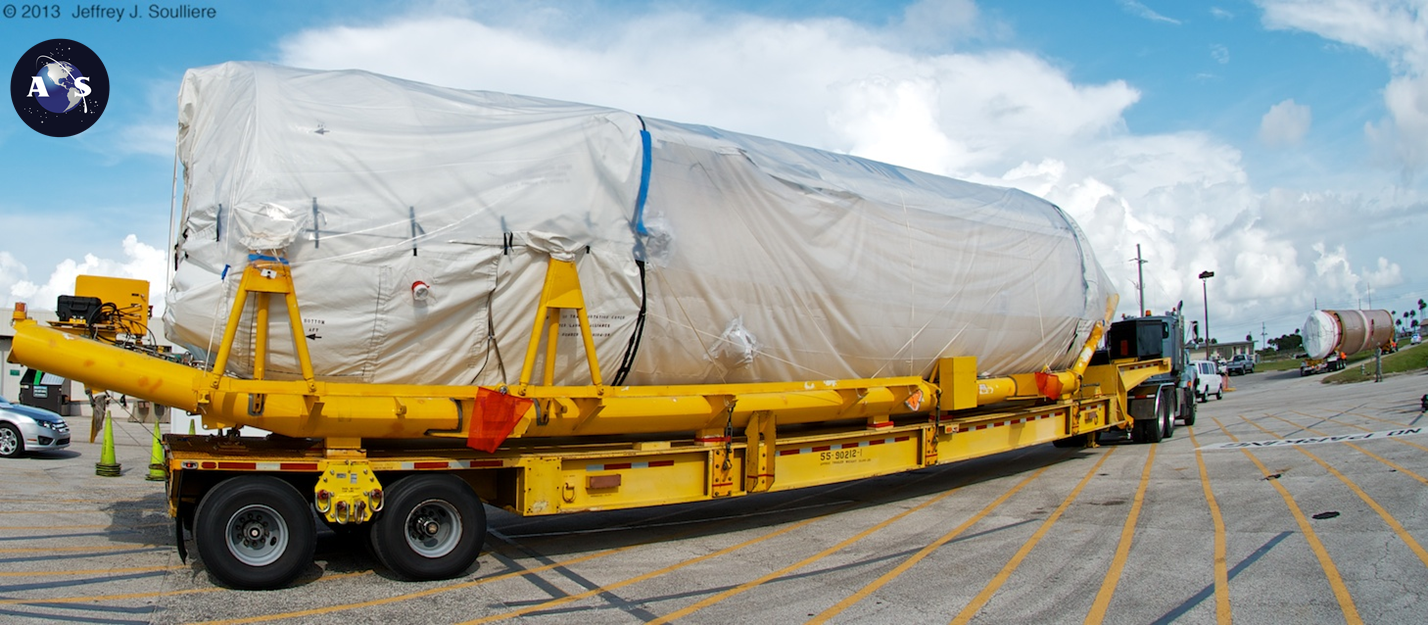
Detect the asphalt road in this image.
<box><xmin>2</xmin><ymin>369</ymin><xmax>1427</xmax><ymax>624</ymax></box>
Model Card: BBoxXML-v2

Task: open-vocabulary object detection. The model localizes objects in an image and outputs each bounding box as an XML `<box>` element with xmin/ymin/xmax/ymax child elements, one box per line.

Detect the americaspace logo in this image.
<box><xmin>10</xmin><ymin>39</ymin><xmax>109</xmax><ymax>137</ymax></box>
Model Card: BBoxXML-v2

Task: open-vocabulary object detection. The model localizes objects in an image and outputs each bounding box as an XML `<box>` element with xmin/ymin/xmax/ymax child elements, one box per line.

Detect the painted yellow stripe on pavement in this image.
<box><xmin>807</xmin><ymin>465</ymin><xmax>1053</xmax><ymax>624</ymax></box>
<box><xmin>1084</xmin><ymin>445</ymin><xmax>1156</xmax><ymax>625</ymax></box>
<box><xmin>0</xmin><ymin>522</ymin><xmax>169</xmax><ymax>531</ymax></box>
<box><xmin>195</xmin><ymin>544</ymin><xmax>642</xmax><ymax>625</ymax></box>
<box><xmin>1342</xmin><ymin>411</ymin><xmax>1417</xmax><ymax>429</ymax></box>
<box><xmin>0</xmin><ymin>565</ymin><xmax>183</xmax><ymax>579</ymax></box>
<box><xmin>0</xmin><ymin>571</ymin><xmax>370</xmax><ymax>606</ymax></box>
<box><xmin>457</xmin><ymin>511</ymin><xmax>836</xmax><ymax>625</ymax></box>
<box><xmin>649</xmin><ymin>483</ymin><xmax>966</xmax><ymax>624</ymax></box>
<box><xmin>950</xmin><ymin>448</ymin><xmax>1115</xmax><ymax>625</ymax></box>
<box><xmin>0</xmin><ymin>544</ymin><xmax>162</xmax><ymax>553</ymax></box>
<box><xmin>199</xmin><ymin>467</ymin><xmax>904</xmax><ymax>625</ymax></box>
<box><xmin>1294</xmin><ymin>410</ymin><xmax>1428</xmax><ymax>454</ymax></box>
<box><xmin>1248</xmin><ymin>416</ymin><xmax>1428</xmax><ymax>570</ymax></box>
<box><xmin>1280</xmin><ymin>414</ymin><xmax>1428</xmax><ymax>484</ymax></box>
<box><xmin>1212</xmin><ymin>417</ymin><xmax>1362</xmax><ymax>625</ymax></box>
<box><xmin>1188</xmin><ymin>427</ymin><xmax>1232</xmax><ymax>625</ymax></box>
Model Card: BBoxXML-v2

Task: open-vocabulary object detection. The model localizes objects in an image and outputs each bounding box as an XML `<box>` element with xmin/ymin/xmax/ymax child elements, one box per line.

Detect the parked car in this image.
<box><xmin>1190</xmin><ymin>360</ymin><xmax>1223</xmax><ymax>402</ymax></box>
<box><xmin>1226</xmin><ymin>354</ymin><xmax>1255</xmax><ymax>375</ymax></box>
<box><xmin>0</xmin><ymin>395</ymin><xmax>71</xmax><ymax>458</ymax></box>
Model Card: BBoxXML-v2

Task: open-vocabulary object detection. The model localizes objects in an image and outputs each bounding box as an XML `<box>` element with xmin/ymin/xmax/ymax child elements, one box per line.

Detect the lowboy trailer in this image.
<box><xmin>9</xmin><ymin>255</ymin><xmax>1170</xmax><ymax>589</ymax></box>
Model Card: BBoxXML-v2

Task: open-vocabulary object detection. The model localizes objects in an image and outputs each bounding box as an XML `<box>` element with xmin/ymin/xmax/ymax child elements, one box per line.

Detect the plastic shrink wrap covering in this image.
<box><xmin>166</xmin><ymin>62</ymin><xmax>1117</xmax><ymax>387</ymax></box>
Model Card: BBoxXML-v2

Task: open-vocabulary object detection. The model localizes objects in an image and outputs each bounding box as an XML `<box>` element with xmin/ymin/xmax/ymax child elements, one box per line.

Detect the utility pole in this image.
<box><xmin>1133</xmin><ymin>244</ymin><xmax>1146</xmax><ymax>316</ymax></box>
<box><xmin>1261</xmin><ymin>322</ymin><xmax>1267</xmax><ymax>350</ymax></box>
<box><xmin>1199</xmin><ymin>270</ymin><xmax>1215</xmax><ymax>353</ymax></box>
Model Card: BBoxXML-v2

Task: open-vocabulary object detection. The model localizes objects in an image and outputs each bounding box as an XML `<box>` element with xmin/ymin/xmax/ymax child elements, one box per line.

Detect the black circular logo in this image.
<box><xmin>10</xmin><ymin>39</ymin><xmax>109</xmax><ymax>138</ymax></box>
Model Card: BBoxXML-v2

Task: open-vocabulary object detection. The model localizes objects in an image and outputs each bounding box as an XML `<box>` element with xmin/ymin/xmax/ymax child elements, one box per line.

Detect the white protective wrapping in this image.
<box><xmin>166</xmin><ymin>62</ymin><xmax>1117</xmax><ymax>387</ymax></box>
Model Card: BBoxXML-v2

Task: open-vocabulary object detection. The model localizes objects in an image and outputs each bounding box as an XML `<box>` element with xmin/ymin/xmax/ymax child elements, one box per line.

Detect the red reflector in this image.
<box><xmin>839</xmin><ymin>443</ymin><xmax>860</xmax><ymax>450</ymax></box>
<box><xmin>894</xmin><ymin>436</ymin><xmax>911</xmax><ymax>442</ymax></box>
<box><xmin>413</xmin><ymin>461</ymin><xmax>449</xmax><ymax>470</ymax></box>
<box><xmin>778</xmin><ymin>449</ymin><xmax>800</xmax><ymax>456</ymax></box>
<box><xmin>605</xmin><ymin>463</ymin><xmax>633</xmax><ymax>470</ymax></box>
<box><xmin>471</xmin><ymin>460</ymin><xmax>503</xmax><ymax>468</ymax></box>
<box><xmin>648</xmin><ymin>460</ymin><xmax>675</xmax><ymax>468</ymax></box>
<box><xmin>217</xmin><ymin>462</ymin><xmax>257</xmax><ymax>470</ymax></box>
<box><xmin>200</xmin><ymin>461</ymin><xmax>216</xmax><ymax>469</ymax></box>
<box><xmin>868</xmin><ymin>439</ymin><xmax>886</xmax><ymax>445</ymax></box>
<box><xmin>812</xmin><ymin>445</ymin><xmax>831</xmax><ymax>452</ymax></box>
<box><xmin>279</xmin><ymin>463</ymin><xmax>319</xmax><ymax>471</ymax></box>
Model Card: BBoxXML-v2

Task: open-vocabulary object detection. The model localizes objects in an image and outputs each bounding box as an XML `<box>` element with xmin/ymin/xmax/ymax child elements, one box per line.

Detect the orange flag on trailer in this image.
<box><xmin>466</xmin><ymin>388</ymin><xmax>533</xmax><ymax>453</ymax></box>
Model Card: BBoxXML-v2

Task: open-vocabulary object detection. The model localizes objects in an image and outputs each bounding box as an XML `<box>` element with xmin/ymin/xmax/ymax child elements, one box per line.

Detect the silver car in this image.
<box><xmin>0</xmin><ymin>394</ymin><xmax>71</xmax><ymax>457</ymax></box>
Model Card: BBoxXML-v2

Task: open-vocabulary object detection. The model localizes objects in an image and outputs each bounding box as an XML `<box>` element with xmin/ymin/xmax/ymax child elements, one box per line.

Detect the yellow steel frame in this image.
<box><xmin>12</xmin><ymin>249</ymin><xmax>1170</xmax><ymax>522</ymax></box>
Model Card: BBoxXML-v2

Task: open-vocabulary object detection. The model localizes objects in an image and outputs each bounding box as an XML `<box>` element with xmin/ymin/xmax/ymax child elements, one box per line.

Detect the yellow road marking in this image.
<box><xmin>0</xmin><ymin>522</ymin><xmax>170</xmax><ymax>531</ymax></box>
<box><xmin>0</xmin><ymin>571</ymin><xmax>370</xmax><ymax>606</ymax></box>
<box><xmin>1281</xmin><ymin>414</ymin><xmax>1428</xmax><ymax>481</ymax></box>
<box><xmin>194</xmin><ymin>543</ymin><xmax>645</xmax><ymax>625</ymax></box>
<box><xmin>456</xmin><ymin>511</ymin><xmax>836</xmax><ymax>625</ymax></box>
<box><xmin>1212</xmin><ymin>417</ymin><xmax>1362</xmax><ymax>625</ymax></box>
<box><xmin>808</xmin><ymin>465</ymin><xmax>1054</xmax><ymax>624</ymax></box>
<box><xmin>0</xmin><ymin>544</ymin><xmax>163</xmax><ymax>553</ymax></box>
<box><xmin>1084</xmin><ymin>445</ymin><xmax>1156</xmax><ymax>625</ymax></box>
<box><xmin>949</xmin><ymin>448</ymin><xmax>1115</xmax><ymax>625</ymax></box>
<box><xmin>0</xmin><ymin>565</ymin><xmax>184</xmax><ymax>579</ymax></box>
<box><xmin>648</xmin><ymin>483</ymin><xmax>967</xmax><ymax>623</ymax></box>
<box><xmin>1342</xmin><ymin>411</ymin><xmax>1414</xmax><ymax>428</ymax></box>
<box><xmin>1187</xmin><ymin>427</ymin><xmax>1232</xmax><ymax>624</ymax></box>
<box><xmin>198</xmin><ymin>463</ymin><xmax>930</xmax><ymax>624</ymax></box>
<box><xmin>1293</xmin><ymin>410</ymin><xmax>1428</xmax><ymax>454</ymax></box>
<box><xmin>1247</xmin><ymin>416</ymin><xmax>1428</xmax><ymax>570</ymax></box>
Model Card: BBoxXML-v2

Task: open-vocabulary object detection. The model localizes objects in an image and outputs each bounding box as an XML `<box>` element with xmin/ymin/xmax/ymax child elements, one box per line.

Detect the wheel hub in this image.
<box><xmin>403</xmin><ymin>499</ymin><xmax>462</xmax><ymax>558</ymax></box>
<box><xmin>224</xmin><ymin>504</ymin><xmax>288</xmax><ymax>566</ymax></box>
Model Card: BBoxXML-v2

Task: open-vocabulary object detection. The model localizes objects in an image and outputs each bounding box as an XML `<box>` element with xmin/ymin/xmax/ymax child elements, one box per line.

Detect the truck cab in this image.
<box><xmin>1102</xmin><ymin>310</ymin><xmax>1197</xmax><ymax>442</ymax></box>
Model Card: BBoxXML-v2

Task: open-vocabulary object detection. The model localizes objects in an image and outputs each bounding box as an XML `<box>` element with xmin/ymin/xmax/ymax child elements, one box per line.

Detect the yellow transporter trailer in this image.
<box><xmin>8</xmin><ymin>256</ymin><xmax>1169</xmax><ymax>590</ymax></box>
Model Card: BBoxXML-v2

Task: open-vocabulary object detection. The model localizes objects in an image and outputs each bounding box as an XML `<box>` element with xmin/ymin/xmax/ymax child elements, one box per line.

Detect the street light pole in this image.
<box><xmin>1199</xmin><ymin>270</ymin><xmax>1215</xmax><ymax>355</ymax></box>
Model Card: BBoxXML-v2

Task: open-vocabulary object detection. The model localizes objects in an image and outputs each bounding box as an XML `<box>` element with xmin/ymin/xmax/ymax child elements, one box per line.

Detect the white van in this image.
<box><xmin>1191</xmin><ymin>360</ymin><xmax>1223</xmax><ymax>402</ymax></box>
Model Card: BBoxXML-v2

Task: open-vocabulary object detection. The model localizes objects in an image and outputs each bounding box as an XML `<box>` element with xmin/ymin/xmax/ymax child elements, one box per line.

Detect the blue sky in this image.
<box><xmin>2</xmin><ymin>0</ymin><xmax>1426</xmax><ymax>346</ymax></box>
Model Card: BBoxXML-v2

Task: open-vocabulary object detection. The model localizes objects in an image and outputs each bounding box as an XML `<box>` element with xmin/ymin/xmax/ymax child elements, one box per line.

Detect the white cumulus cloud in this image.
<box><xmin>1260</xmin><ymin>0</ymin><xmax>1428</xmax><ymax>178</ymax></box>
<box><xmin>1259</xmin><ymin>99</ymin><xmax>1312</xmax><ymax>147</ymax></box>
<box><xmin>270</xmin><ymin>3</ymin><xmax>1418</xmax><ymax>341</ymax></box>
<box><xmin>5</xmin><ymin>235</ymin><xmax>168</xmax><ymax>318</ymax></box>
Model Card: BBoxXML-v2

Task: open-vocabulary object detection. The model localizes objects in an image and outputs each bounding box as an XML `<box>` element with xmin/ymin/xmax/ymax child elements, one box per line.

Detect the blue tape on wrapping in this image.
<box><xmin>633</xmin><ymin>128</ymin><xmax>652</xmax><ymax>236</ymax></box>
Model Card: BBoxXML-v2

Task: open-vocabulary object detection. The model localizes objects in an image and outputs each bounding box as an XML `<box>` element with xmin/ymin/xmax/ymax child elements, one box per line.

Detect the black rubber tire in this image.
<box><xmin>193</xmin><ymin>476</ymin><xmax>315</xmax><ymax>590</ymax></box>
<box><xmin>1160</xmin><ymin>399</ymin><xmax>1175</xmax><ymax>439</ymax></box>
<box><xmin>369</xmin><ymin>474</ymin><xmax>485</xmax><ymax>581</ymax></box>
<box><xmin>0</xmin><ymin>422</ymin><xmax>23</xmax><ymax>458</ymax></box>
<box><xmin>1134</xmin><ymin>414</ymin><xmax>1162</xmax><ymax>444</ymax></box>
<box><xmin>1181</xmin><ymin>394</ymin><xmax>1197</xmax><ymax>426</ymax></box>
<box><xmin>1216</xmin><ymin>388</ymin><xmax>1223</xmax><ymax>400</ymax></box>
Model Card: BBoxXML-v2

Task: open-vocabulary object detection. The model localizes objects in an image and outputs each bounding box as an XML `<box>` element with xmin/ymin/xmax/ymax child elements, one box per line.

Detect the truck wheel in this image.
<box><xmin>1216</xmin><ymin>388</ymin><xmax>1223</xmax><ymax>400</ymax></box>
<box><xmin>1160</xmin><ymin>400</ymin><xmax>1175</xmax><ymax>439</ymax></box>
<box><xmin>1133</xmin><ymin>414</ymin><xmax>1162</xmax><ymax>444</ymax></box>
<box><xmin>369</xmin><ymin>474</ymin><xmax>486</xmax><ymax>581</ymax></box>
<box><xmin>1181</xmin><ymin>396</ymin><xmax>1197</xmax><ymax>426</ymax></box>
<box><xmin>0</xmin><ymin>423</ymin><xmax>23</xmax><ymax>458</ymax></box>
<box><xmin>193</xmin><ymin>476</ymin><xmax>315</xmax><ymax>590</ymax></box>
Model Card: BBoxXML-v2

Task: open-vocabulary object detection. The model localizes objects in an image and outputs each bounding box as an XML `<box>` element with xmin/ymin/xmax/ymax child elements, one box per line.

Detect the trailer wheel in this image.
<box><xmin>369</xmin><ymin>474</ymin><xmax>485</xmax><ymax>581</ymax></box>
<box><xmin>193</xmin><ymin>476</ymin><xmax>315</xmax><ymax>590</ymax></box>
